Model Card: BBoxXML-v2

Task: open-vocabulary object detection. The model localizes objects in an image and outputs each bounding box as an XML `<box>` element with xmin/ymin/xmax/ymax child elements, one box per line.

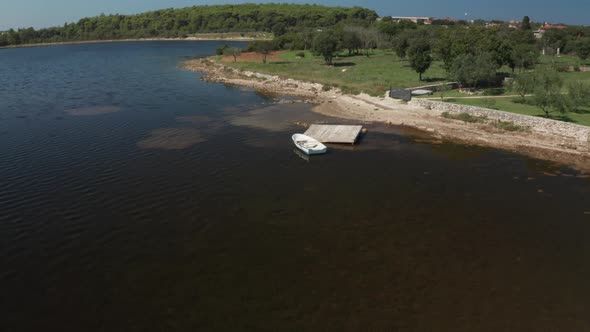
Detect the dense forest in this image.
<box><xmin>0</xmin><ymin>4</ymin><xmax>377</xmax><ymax>46</ymax></box>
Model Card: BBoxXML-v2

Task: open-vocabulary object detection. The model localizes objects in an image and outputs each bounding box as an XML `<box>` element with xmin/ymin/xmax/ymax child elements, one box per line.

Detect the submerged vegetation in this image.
<box><xmin>441</xmin><ymin>112</ymin><xmax>487</xmax><ymax>123</ymax></box>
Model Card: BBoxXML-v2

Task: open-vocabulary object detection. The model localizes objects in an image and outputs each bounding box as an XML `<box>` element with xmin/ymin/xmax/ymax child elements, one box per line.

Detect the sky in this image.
<box><xmin>1</xmin><ymin>0</ymin><xmax>589</xmax><ymax>31</ymax></box>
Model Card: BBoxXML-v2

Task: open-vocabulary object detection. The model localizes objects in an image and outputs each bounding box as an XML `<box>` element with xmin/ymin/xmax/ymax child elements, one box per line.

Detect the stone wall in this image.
<box><xmin>409</xmin><ymin>99</ymin><xmax>590</xmax><ymax>142</ymax></box>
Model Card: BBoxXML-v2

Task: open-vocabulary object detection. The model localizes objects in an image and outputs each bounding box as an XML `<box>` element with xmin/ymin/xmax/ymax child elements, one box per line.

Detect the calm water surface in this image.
<box><xmin>1</xmin><ymin>41</ymin><xmax>590</xmax><ymax>331</ymax></box>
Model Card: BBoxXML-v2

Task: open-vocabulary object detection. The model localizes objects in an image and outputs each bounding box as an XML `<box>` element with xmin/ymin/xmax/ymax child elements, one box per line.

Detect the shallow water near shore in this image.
<box><xmin>1</xmin><ymin>41</ymin><xmax>590</xmax><ymax>331</ymax></box>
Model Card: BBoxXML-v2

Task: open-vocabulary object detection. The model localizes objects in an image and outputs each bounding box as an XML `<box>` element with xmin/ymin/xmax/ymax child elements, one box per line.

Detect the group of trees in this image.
<box><xmin>508</xmin><ymin>68</ymin><xmax>590</xmax><ymax>117</ymax></box>
<box><xmin>242</xmin><ymin>15</ymin><xmax>589</xmax><ymax>118</ymax></box>
<box><xmin>289</xmin><ymin>20</ymin><xmax>543</xmax><ymax>84</ymax></box>
<box><xmin>0</xmin><ymin>4</ymin><xmax>377</xmax><ymax>46</ymax></box>
<box><xmin>539</xmin><ymin>25</ymin><xmax>590</xmax><ymax>57</ymax></box>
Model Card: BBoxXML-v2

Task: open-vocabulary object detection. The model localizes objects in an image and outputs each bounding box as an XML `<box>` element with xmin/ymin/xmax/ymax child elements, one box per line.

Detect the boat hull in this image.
<box><xmin>292</xmin><ymin>134</ymin><xmax>327</xmax><ymax>155</ymax></box>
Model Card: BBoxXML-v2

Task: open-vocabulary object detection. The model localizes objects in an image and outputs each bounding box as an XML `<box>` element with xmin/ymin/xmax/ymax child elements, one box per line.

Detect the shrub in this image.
<box><xmin>554</xmin><ymin>64</ymin><xmax>570</xmax><ymax>72</ymax></box>
<box><xmin>492</xmin><ymin>120</ymin><xmax>527</xmax><ymax>132</ymax></box>
<box><xmin>450</xmin><ymin>52</ymin><xmax>499</xmax><ymax>88</ymax></box>
<box><xmin>216</xmin><ymin>44</ymin><xmax>229</xmax><ymax>55</ymax></box>
<box><xmin>441</xmin><ymin>112</ymin><xmax>487</xmax><ymax>123</ymax></box>
<box><xmin>296</xmin><ymin>51</ymin><xmax>306</xmax><ymax>58</ymax></box>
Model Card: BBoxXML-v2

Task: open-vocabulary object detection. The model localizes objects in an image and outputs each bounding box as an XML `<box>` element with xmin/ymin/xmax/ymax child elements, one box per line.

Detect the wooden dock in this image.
<box><xmin>304</xmin><ymin>125</ymin><xmax>363</xmax><ymax>144</ymax></box>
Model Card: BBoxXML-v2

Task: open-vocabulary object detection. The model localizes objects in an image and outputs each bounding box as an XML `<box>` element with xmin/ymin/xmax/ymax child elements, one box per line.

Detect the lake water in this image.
<box><xmin>1</xmin><ymin>41</ymin><xmax>590</xmax><ymax>331</ymax></box>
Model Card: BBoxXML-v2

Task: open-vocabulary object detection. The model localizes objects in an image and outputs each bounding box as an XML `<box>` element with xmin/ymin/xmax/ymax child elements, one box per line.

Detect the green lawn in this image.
<box><xmin>539</xmin><ymin>54</ymin><xmax>590</xmax><ymax>67</ymax></box>
<box><xmin>220</xmin><ymin>50</ymin><xmax>590</xmax><ymax>126</ymax></box>
<box><xmin>221</xmin><ymin>50</ymin><xmax>448</xmax><ymax>96</ymax></box>
<box><xmin>445</xmin><ymin>97</ymin><xmax>590</xmax><ymax>127</ymax></box>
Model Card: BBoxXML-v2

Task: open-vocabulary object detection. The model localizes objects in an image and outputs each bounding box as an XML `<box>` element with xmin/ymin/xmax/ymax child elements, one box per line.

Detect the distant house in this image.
<box><xmin>542</xmin><ymin>23</ymin><xmax>568</xmax><ymax>30</ymax></box>
<box><xmin>485</xmin><ymin>22</ymin><xmax>502</xmax><ymax>28</ymax></box>
<box><xmin>534</xmin><ymin>23</ymin><xmax>568</xmax><ymax>39</ymax></box>
<box><xmin>439</xmin><ymin>17</ymin><xmax>459</xmax><ymax>23</ymax></box>
<box><xmin>388</xmin><ymin>16</ymin><xmax>431</xmax><ymax>24</ymax></box>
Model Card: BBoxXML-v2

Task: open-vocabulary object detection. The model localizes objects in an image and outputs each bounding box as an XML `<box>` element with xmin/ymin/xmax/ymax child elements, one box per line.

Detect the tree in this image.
<box><xmin>541</xmin><ymin>28</ymin><xmax>568</xmax><ymax>55</ymax></box>
<box><xmin>407</xmin><ymin>37</ymin><xmax>432</xmax><ymax>81</ymax></box>
<box><xmin>566</xmin><ymin>81</ymin><xmax>590</xmax><ymax>111</ymax></box>
<box><xmin>375</xmin><ymin>18</ymin><xmax>397</xmax><ymax>37</ymax></box>
<box><xmin>253</xmin><ymin>41</ymin><xmax>274</xmax><ymax>64</ymax></box>
<box><xmin>0</xmin><ymin>33</ymin><xmax>8</xmax><ymax>47</ymax></box>
<box><xmin>0</xmin><ymin>4</ymin><xmax>379</xmax><ymax>46</ymax></box>
<box><xmin>450</xmin><ymin>52</ymin><xmax>499</xmax><ymax>88</ymax></box>
<box><xmin>506</xmin><ymin>71</ymin><xmax>537</xmax><ymax>102</ymax></box>
<box><xmin>510</xmin><ymin>44</ymin><xmax>539</xmax><ymax>72</ymax></box>
<box><xmin>312</xmin><ymin>30</ymin><xmax>340</xmax><ymax>65</ymax></box>
<box><xmin>435</xmin><ymin>26</ymin><xmax>487</xmax><ymax>72</ymax></box>
<box><xmin>301</xmin><ymin>28</ymin><xmax>316</xmax><ymax>51</ymax></box>
<box><xmin>575</xmin><ymin>38</ymin><xmax>590</xmax><ymax>61</ymax></box>
<box><xmin>223</xmin><ymin>47</ymin><xmax>242</xmax><ymax>62</ymax></box>
<box><xmin>355</xmin><ymin>27</ymin><xmax>379</xmax><ymax>56</ymax></box>
<box><xmin>341</xmin><ymin>29</ymin><xmax>362</xmax><ymax>55</ymax></box>
<box><xmin>216</xmin><ymin>44</ymin><xmax>229</xmax><ymax>55</ymax></box>
<box><xmin>392</xmin><ymin>33</ymin><xmax>409</xmax><ymax>60</ymax></box>
<box><xmin>521</xmin><ymin>16</ymin><xmax>532</xmax><ymax>30</ymax></box>
<box><xmin>531</xmin><ymin>67</ymin><xmax>566</xmax><ymax>117</ymax></box>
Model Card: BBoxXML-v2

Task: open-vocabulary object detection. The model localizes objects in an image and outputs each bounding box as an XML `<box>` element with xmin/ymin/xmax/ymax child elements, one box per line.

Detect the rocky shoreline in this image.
<box><xmin>181</xmin><ymin>58</ymin><xmax>590</xmax><ymax>172</ymax></box>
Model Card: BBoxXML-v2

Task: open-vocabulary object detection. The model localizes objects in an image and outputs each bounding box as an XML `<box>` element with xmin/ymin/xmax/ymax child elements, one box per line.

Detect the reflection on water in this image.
<box><xmin>293</xmin><ymin>148</ymin><xmax>310</xmax><ymax>162</ymax></box>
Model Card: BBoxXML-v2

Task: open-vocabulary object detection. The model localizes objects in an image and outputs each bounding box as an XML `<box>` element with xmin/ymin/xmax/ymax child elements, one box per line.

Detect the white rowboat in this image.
<box><xmin>292</xmin><ymin>134</ymin><xmax>327</xmax><ymax>155</ymax></box>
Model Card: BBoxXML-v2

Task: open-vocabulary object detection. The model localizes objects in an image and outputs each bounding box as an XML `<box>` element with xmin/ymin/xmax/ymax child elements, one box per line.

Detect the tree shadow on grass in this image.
<box><xmin>333</xmin><ymin>62</ymin><xmax>356</xmax><ymax>67</ymax></box>
<box><xmin>570</xmin><ymin>108</ymin><xmax>590</xmax><ymax>115</ymax></box>
<box><xmin>336</xmin><ymin>53</ymin><xmax>362</xmax><ymax>59</ymax></box>
<box><xmin>512</xmin><ymin>98</ymin><xmax>536</xmax><ymax>106</ymax></box>
<box><xmin>546</xmin><ymin>114</ymin><xmax>577</xmax><ymax>123</ymax></box>
<box><xmin>484</xmin><ymin>88</ymin><xmax>506</xmax><ymax>96</ymax></box>
<box><xmin>421</xmin><ymin>77</ymin><xmax>446</xmax><ymax>83</ymax></box>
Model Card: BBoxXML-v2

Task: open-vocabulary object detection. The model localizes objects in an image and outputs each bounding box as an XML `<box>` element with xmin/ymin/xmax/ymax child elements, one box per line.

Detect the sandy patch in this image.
<box><xmin>137</xmin><ymin>128</ymin><xmax>206</xmax><ymax>150</ymax></box>
<box><xmin>65</xmin><ymin>106</ymin><xmax>121</xmax><ymax>116</ymax></box>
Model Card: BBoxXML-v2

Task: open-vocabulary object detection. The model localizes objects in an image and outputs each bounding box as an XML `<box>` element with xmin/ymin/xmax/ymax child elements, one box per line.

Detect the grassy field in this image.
<box><xmin>221</xmin><ymin>50</ymin><xmax>448</xmax><ymax>96</ymax></box>
<box><xmin>539</xmin><ymin>54</ymin><xmax>590</xmax><ymax>67</ymax></box>
<box><xmin>220</xmin><ymin>50</ymin><xmax>590</xmax><ymax>126</ymax></box>
<box><xmin>421</xmin><ymin>55</ymin><xmax>590</xmax><ymax>127</ymax></box>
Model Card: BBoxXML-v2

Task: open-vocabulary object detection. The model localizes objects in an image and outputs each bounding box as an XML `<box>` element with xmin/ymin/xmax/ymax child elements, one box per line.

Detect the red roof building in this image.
<box><xmin>541</xmin><ymin>24</ymin><xmax>567</xmax><ymax>30</ymax></box>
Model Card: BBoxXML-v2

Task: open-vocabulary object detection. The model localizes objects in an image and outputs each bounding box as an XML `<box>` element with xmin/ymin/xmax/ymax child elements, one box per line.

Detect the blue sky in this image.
<box><xmin>1</xmin><ymin>0</ymin><xmax>589</xmax><ymax>30</ymax></box>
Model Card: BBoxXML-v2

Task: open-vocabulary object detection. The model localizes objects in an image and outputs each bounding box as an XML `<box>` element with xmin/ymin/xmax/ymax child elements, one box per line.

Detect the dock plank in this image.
<box><xmin>304</xmin><ymin>125</ymin><xmax>363</xmax><ymax>144</ymax></box>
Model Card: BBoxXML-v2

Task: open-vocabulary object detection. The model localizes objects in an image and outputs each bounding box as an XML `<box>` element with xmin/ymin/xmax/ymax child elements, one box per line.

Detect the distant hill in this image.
<box><xmin>0</xmin><ymin>4</ymin><xmax>378</xmax><ymax>46</ymax></box>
